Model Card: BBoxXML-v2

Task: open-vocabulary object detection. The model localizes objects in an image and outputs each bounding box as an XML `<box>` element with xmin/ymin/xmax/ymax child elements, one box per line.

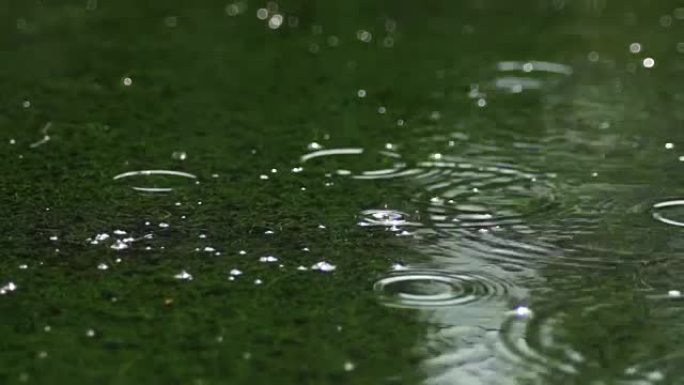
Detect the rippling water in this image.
<box><xmin>1</xmin><ymin>0</ymin><xmax>683</xmax><ymax>384</ymax></box>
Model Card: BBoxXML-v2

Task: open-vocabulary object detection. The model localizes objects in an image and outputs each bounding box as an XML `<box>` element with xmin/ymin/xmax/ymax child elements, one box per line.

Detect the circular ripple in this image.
<box><xmin>357</xmin><ymin>209</ymin><xmax>419</xmax><ymax>228</ymax></box>
<box><xmin>299</xmin><ymin>147</ymin><xmax>416</xmax><ymax>180</ymax></box>
<box><xmin>373</xmin><ymin>271</ymin><xmax>511</xmax><ymax>309</ymax></box>
<box><xmin>411</xmin><ymin>155</ymin><xmax>557</xmax><ymax>232</ymax></box>
<box><xmin>113</xmin><ymin>170</ymin><xmax>197</xmax><ymax>193</ymax></box>
<box><xmin>652</xmin><ymin>200</ymin><xmax>684</xmax><ymax>227</ymax></box>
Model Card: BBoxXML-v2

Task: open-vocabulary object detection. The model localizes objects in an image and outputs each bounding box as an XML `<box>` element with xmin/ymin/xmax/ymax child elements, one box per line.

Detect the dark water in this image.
<box><xmin>1</xmin><ymin>1</ymin><xmax>683</xmax><ymax>384</ymax></box>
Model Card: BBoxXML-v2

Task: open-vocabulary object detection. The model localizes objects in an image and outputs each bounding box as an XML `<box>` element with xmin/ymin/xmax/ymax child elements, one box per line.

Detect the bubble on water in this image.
<box><xmin>122</xmin><ymin>77</ymin><xmax>132</xmax><ymax>86</ymax></box>
<box><xmin>297</xmin><ymin>265</ymin><xmax>308</xmax><ymax>271</ymax></box>
<box><xmin>259</xmin><ymin>256</ymin><xmax>278</xmax><ymax>263</ymax></box>
<box><xmin>629</xmin><ymin>42</ymin><xmax>642</xmax><ymax>53</ymax></box>
<box><xmin>113</xmin><ymin>170</ymin><xmax>197</xmax><ymax>193</ymax></box>
<box><xmin>0</xmin><ymin>282</ymin><xmax>18</xmax><ymax>295</ymax></box>
<box><xmin>9</xmin><ymin>138</ymin><xmax>16</xmax><ymax>145</ymax></box>
<box><xmin>268</xmin><ymin>14</ymin><xmax>283</xmax><ymax>29</ymax></box>
<box><xmin>86</xmin><ymin>329</ymin><xmax>96</xmax><ymax>338</ymax></box>
<box><xmin>18</xmin><ymin>264</ymin><xmax>27</xmax><ymax>270</ymax></box>
<box><xmin>97</xmin><ymin>263</ymin><xmax>109</xmax><ymax>271</ymax></box>
<box><xmin>229</xmin><ymin>269</ymin><xmax>243</xmax><ymax>276</ymax></box>
<box><xmin>113</xmin><ymin>230</ymin><xmax>127</xmax><ymax>235</ymax></box>
<box><xmin>110</xmin><ymin>240</ymin><xmax>129</xmax><ymax>251</ymax></box>
<box><xmin>344</xmin><ymin>361</ymin><xmax>355</xmax><ymax>371</ymax></box>
<box><xmin>311</xmin><ymin>261</ymin><xmax>336</xmax><ymax>272</ymax></box>
<box><xmin>174</xmin><ymin>270</ymin><xmax>193</xmax><ymax>281</ymax></box>
<box><xmin>256</xmin><ymin>8</ymin><xmax>268</xmax><ymax>20</ymax></box>
<box><xmin>260</xmin><ymin>174</ymin><xmax>269</xmax><ymax>180</ymax></box>
<box><xmin>643</xmin><ymin>57</ymin><xmax>655</xmax><ymax>68</ymax></box>
<box><xmin>374</xmin><ymin>271</ymin><xmax>512</xmax><ymax>309</ymax></box>
<box><xmin>159</xmin><ymin>222</ymin><xmax>169</xmax><ymax>229</ymax></box>
<box><xmin>203</xmin><ymin>247</ymin><xmax>216</xmax><ymax>253</ymax></box>
<box><xmin>254</xmin><ymin>279</ymin><xmax>263</xmax><ymax>285</ymax></box>
<box><xmin>357</xmin><ymin>89</ymin><xmax>367</xmax><ymax>98</ymax></box>
<box><xmin>668</xmin><ymin>290</ymin><xmax>682</xmax><ymax>298</ymax></box>
<box><xmin>356</xmin><ymin>29</ymin><xmax>372</xmax><ymax>43</ymax></box>
<box><xmin>171</xmin><ymin>151</ymin><xmax>187</xmax><ymax>160</ymax></box>
<box><xmin>653</xmin><ymin>200</ymin><xmax>684</xmax><ymax>227</ymax></box>
<box><xmin>49</xmin><ymin>235</ymin><xmax>58</xmax><ymax>241</ymax></box>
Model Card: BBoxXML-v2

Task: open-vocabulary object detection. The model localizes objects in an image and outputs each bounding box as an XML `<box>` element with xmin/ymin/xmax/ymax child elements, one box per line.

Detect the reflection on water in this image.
<box><xmin>1</xmin><ymin>0</ymin><xmax>684</xmax><ymax>384</ymax></box>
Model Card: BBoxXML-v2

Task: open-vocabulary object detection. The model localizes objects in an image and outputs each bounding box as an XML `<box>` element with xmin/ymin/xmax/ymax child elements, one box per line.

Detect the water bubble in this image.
<box><xmin>229</xmin><ymin>269</ymin><xmax>243</xmax><ymax>276</ymax></box>
<box><xmin>668</xmin><ymin>290</ymin><xmax>682</xmax><ymax>298</ymax></box>
<box><xmin>629</xmin><ymin>42</ymin><xmax>642</xmax><ymax>53</ymax></box>
<box><xmin>174</xmin><ymin>270</ymin><xmax>193</xmax><ymax>281</ymax></box>
<box><xmin>268</xmin><ymin>14</ymin><xmax>283</xmax><ymax>29</ymax></box>
<box><xmin>344</xmin><ymin>361</ymin><xmax>355</xmax><ymax>371</ymax></box>
<box><xmin>171</xmin><ymin>151</ymin><xmax>187</xmax><ymax>160</ymax></box>
<box><xmin>85</xmin><ymin>329</ymin><xmax>96</xmax><ymax>338</ymax></box>
<box><xmin>356</xmin><ymin>29</ymin><xmax>372</xmax><ymax>43</ymax></box>
<box><xmin>122</xmin><ymin>77</ymin><xmax>132</xmax><ymax>86</ymax></box>
<box><xmin>0</xmin><ymin>282</ymin><xmax>18</xmax><ymax>295</ymax></box>
<box><xmin>113</xmin><ymin>170</ymin><xmax>197</xmax><ymax>193</ymax></box>
<box><xmin>643</xmin><ymin>57</ymin><xmax>655</xmax><ymax>68</ymax></box>
<box><xmin>259</xmin><ymin>256</ymin><xmax>278</xmax><ymax>263</ymax></box>
<box><xmin>373</xmin><ymin>271</ymin><xmax>511</xmax><ymax>309</ymax></box>
<box><xmin>311</xmin><ymin>261</ymin><xmax>336</xmax><ymax>272</ymax></box>
<box><xmin>97</xmin><ymin>263</ymin><xmax>109</xmax><ymax>271</ymax></box>
<box><xmin>256</xmin><ymin>8</ymin><xmax>268</xmax><ymax>20</ymax></box>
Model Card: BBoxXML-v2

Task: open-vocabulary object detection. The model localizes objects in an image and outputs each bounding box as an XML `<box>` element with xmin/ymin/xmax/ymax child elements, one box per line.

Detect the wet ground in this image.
<box><xmin>1</xmin><ymin>1</ymin><xmax>684</xmax><ymax>384</ymax></box>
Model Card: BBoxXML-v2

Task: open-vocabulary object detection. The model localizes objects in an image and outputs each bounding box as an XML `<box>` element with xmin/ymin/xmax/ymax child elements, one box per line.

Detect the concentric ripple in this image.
<box><xmin>113</xmin><ymin>170</ymin><xmax>197</xmax><ymax>193</ymax></box>
<box><xmin>299</xmin><ymin>147</ymin><xmax>418</xmax><ymax>180</ymax></box>
<box><xmin>411</xmin><ymin>155</ymin><xmax>557</xmax><ymax>232</ymax></box>
<box><xmin>652</xmin><ymin>200</ymin><xmax>684</xmax><ymax>227</ymax></box>
<box><xmin>373</xmin><ymin>271</ymin><xmax>512</xmax><ymax>309</ymax></box>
